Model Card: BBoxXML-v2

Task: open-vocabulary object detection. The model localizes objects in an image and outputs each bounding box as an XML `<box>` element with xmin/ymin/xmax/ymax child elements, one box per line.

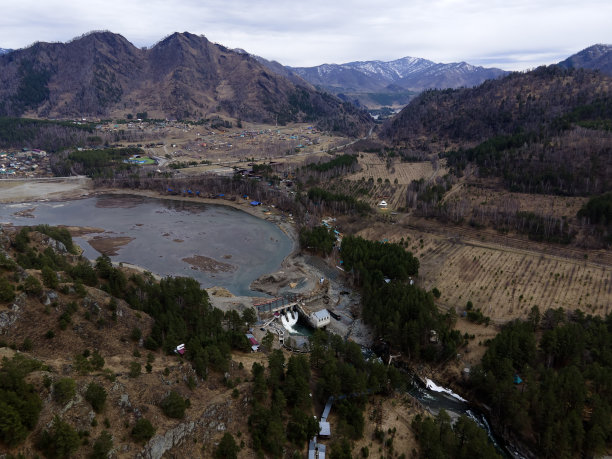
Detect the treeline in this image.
<box><xmin>295</xmin><ymin>152</ymin><xmax>361</xmax><ymax>187</ymax></box>
<box><xmin>0</xmin><ymin>355</ymin><xmax>43</xmax><ymax>446</ymax></box>
<box><xmin>578</xmin><ymin>192</ymin><xmax>612</xmax><ymax>226</ymax></box>
<box><xmin>341</xmin><ymin>236</ymin><xmax>462</xmax><ymax>361</ymax></box>
<box><xmin>578</xmin><ymin>192</ymin><xmax>612</xmax><ymax>245</ymax></box>
<box><xmin>0</xmin><ymin>117</ymin><xmax>95</xmax><ymax>152</ymax></box>
<box><xmin>382</xmin><ymin>66</ymin><xmax>612</xmax><ymax>198</ymax></box>
<box><xmin>10</xmin><ymin>60</ymin><xmax>51</xmax><ymax>114</ymax></box>
<box><xmin>306</xmin><ymin>187</ymin><xmax>371</xmax><ymax>215</ymax></box>
<box><xmin>93</xmin><ymin>255</ymin><xmax>252</xmax><ymax>377</ymax></box>
<box><xmin>444</xmin><ymin>127</ymin><xmax>612</xmax><ymax>196</ymax></box>
<box><xmin>341</xmin><ymin>235</ymin><xmax>419</xmax><ymax>284</ymax></box>
<box><xmin>362</xmin><ymin>280</ymin><xmax>463</xmax><ymax>361</ymax></box>
<box><xmin>248</xmin><ymin>330</ymin><xmax>403</xmax><ymax>457</ymax></box>
<box><xmin>7</xmin><ymin>225</ymin><xmax>254</xmax><ymax>381</ymax></box>
<box><xmin>304</xmin><ymin>153</ymin><xmax>358</xmax><ymax>174</ymax></box>
<box><xmin>94</xmin><ymin>174</ymin><xmax>299</xmax><ymax>217</ymax></box>
<box><xmin>470</xmin><ymin>310</ymin><xmax>612</xmax><ymax>457</ymax></box>
<box><xmin>470</xmin><ymin>207</ymin><xmax>576</xmax><ymax>244</ymax></box>
<box><xmin>299</xmin><ymin>225</ymin><xmax>336</xmax><ymax>255</ymax></box>
<box><xmin>406</xmin><ymin>175</ymin><xmax>454</xmax><ymax>210</ymax></box>
<box><xmin>412</xmin><ymin>410</ymin><xmax>501</xmax><ymax>459</ymax></box>
<box><xmin>53</xmin><ymin>147</ymin><xmax>144</xmax><ymax>177</ymax></box>
<box><xmin>279</xmin><ymin>87</ymin><xmax>372</xmax><ymax>137</ymax></box>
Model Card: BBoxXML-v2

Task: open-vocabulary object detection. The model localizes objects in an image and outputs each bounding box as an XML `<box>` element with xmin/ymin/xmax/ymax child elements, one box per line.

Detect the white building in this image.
<box><xmin>308</xmin><ymin>309</ymin><xmax>331</xmax><ymax>328</ymax></box>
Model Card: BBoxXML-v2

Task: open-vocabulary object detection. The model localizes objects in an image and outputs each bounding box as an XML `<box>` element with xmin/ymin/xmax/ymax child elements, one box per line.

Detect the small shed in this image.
<box><xmin>245</xmin><ymin>333</ymin><xmax>260</xmax><ymax>352</ymax></box>
<box><xmin>308</xmin><ymin>439</ymin><xmax>316</xmax><ymax>459</ymax></box>
<box><xmin>319</xmin><ymin>420</ymin><xmax>331</xmax><ymax>437</ymax></box>
<box><xmin>321</xmin><ymin>397</ymin><xmax>333</xmax><ymax>421</ymax></box>
<box><xmin>174</xmin><ymin>344</ymin><xmax>185</xmax><ymax>356</ymax></box>
<box><xmin>318</xmin><ymin>444</ymin><xmax>326</xmax><ymax>459</ymax></box>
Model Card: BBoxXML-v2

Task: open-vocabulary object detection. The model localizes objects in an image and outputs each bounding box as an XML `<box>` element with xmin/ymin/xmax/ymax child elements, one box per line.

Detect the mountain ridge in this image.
<box><xmin>287</xmin><ymin>56</ymin><xmax>507</xmax><ymax>108</ymax></box>
<box><xmin>0</xmin><ymin>31</ymin><xmax>372</xmax><ymax>136</ymax></box>
<box><xmin>558</xmin><ymin>43</ymin><xmax>612</xmax><ymax>75</ymax></box>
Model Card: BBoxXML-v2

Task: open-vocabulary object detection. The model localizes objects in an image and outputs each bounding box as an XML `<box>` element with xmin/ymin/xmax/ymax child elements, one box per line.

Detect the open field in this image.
<box><xmin>0</xmin><ymin>176</ymin><xmax>92</xmax><ymax>203</ymax></box>
<box><xmin>338</xmin><ymin>154</ymin><xmax>449</xmax><ymax>210</ymax></box>
<box><xmin>442</xmin><ymin>178</ymin><xmax>588</xmax><ymax>219</ymax></box>
<box><xmin>352</xmin><ymin>393</ymin><xmax>423</xmax><ymax>458</ymax></box>
<box><xmin>356</xmin><ymin>218</ymin><xmax>612</xmax><ymax>324</ymax></box>
<box><xmin>346</xmin><ymin>153</ymin><xmax>446</xmax><ymax>185</ymax></box>
<box><xmin>132</xmin><ymin>121</ymin><xmax>350</xmax><ymax>169</ymax></box>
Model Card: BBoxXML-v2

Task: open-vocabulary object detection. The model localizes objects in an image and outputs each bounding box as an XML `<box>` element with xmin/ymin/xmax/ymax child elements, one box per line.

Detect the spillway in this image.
<box><xmin>280</xmin><ymin>310</ymin><xmax>299</xmax><ymax>334</ymax></box>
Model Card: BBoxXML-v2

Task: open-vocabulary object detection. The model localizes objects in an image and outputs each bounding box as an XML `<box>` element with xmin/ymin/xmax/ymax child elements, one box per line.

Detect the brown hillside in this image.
<box><xmin>0</xmin><ymin>31</ymin><xmax>372</xmax><ymax>136</ymax></box>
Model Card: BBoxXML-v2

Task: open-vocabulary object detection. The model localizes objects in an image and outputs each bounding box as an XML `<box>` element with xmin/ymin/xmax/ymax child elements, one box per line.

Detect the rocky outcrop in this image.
<box><xmin>0</xmin><ymin>293</ymin><xmax>26</xmax><ymax>334</ymax></box>
<box><xmin>139</xmin><ymin>421</ymin><xmax>196</xmax><ymax>459</ymax></box>
<box><xmin>138</xmin><ymin>400</ymin><xmax>236</xmax><ymax>459</ymax></box>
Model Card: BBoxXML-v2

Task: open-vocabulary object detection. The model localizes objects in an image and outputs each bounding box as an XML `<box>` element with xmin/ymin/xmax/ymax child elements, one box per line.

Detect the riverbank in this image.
<box><xmin>97</xmin><ymin>189</ymin><xmax>375</xmax><ymax>346</ymax></box>
<box><xmin>99</xmin><ymin>188</ymin><xmax>300</xmax><ymax>248</ymax></box>
<box><xmin>1</xmin><ymin>184</ymin><xmax>373</xmax><ymax>346</ymax></box>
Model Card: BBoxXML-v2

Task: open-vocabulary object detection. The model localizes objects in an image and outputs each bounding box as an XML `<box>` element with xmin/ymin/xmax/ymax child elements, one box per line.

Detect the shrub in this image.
<box><xmin>53</xmin><ymin>378</ymin><xmax>76</xmax><ymax>404</ymax></box>
<box><xmin>85</xmin><ymin>383</ymin><xmax>107</xmax><ymax>413</ymax></box>
<box><xmin>131</xmin><ymin>418</ymin><xmax>156</xmax><ymax>442</ymax></box>
<box><xmin>160</xmin><ymin>391</ymin><xmax>187</xmax><ymax>419</ymax></box>
<box><xmin>23</xmin><ymin>275</ymin><xmax>43</xmax><ymax>296</ymax></box>
<box><xmin>37</xmin><ymin>416</ymin><xmax>80</xmax><ymax>459</ymax></box>
<box><xmin>130</xmin><ymin>327</ymin><xmax>142</xmax><ymax>342</ymax></box>
<box><xmin>215</xmin><ymin>433</ymin><xmax>239</xmax><ymax>459</ymax></box>
<box><xmin>0</xmin><ymin>277</ymin><xmax>15</xmax><ymax>302</ymax></box>
<box><xmin>41</xmin><ymin>266</ymin><xmax>58</xmax><ymax>289</ymax></box>
<box><xmin>90</xmin><ymin>430</ymin><xmax>113</xmax><ymax>459</ymax></box>
<box><xmin>128</xmin><ymin>362</ymin><xmax>141</xmax><ymax>378</ymax></box>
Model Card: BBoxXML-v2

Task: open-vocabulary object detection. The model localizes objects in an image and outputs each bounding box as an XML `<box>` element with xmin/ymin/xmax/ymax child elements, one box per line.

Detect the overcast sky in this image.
<box><xmin>2</xmin><ymin>0</ymin><xmax>611</xmax><ymax>70</ymax></box>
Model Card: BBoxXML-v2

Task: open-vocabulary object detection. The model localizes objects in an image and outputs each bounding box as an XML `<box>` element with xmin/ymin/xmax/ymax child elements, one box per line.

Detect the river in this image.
<box><xmin>0</xmin><ymin>194</ymin><xmax>293</xmax><ymax>296</ymax></box>
<box><xmin>408</xmin><ymin>375</ymin><xmax>510</xmax><ymax>457</ymax></box>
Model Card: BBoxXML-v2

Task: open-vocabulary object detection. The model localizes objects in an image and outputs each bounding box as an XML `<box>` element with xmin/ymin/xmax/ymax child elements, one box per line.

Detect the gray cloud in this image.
<box><xmin>1</xmin><ymin>0</ymin><xmax>610</xmax><ymax>70</ymax></box>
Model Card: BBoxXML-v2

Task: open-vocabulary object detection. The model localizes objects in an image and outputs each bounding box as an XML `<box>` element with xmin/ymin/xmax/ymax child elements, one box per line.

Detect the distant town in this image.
<box><xmin>0</xmin><ymin>149</ymin><xmax>51</xmax><ymax>177</ymax></box>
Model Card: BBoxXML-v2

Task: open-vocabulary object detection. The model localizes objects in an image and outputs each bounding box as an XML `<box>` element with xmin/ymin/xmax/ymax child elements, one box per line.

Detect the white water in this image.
<box><xmin>281</xmin><ymin>310</ymin><xmax>299</xmax><ymax>334</ymax></box>
<box><xmin>425</xmin><ymin>378</ymin><xmax>468</xmax><ymax>402</ymax></box>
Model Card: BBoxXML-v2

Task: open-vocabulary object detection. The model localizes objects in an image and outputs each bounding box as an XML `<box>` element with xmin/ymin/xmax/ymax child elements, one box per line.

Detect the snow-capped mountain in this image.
<box><xmin>343</xmin><ymin>56</ymin><xmax>436</xmax><ymax>80</ymax></box>
<box><xmin>288</xmin><ymin>56</ymin><xmax>507</xmax><ymax>108</ymax></box>
<box><xmin>0</xmin><ymin>48</ymin><xmax>12</xmax><ymax>55</ymax></box>
<box><xmin>558</xmin><ymin>44</ymin><xmax>612</xmax><ymax>75</ymax></box>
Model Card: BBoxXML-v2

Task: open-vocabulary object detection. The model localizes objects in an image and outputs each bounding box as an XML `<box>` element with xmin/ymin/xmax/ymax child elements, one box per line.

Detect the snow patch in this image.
<box><xmin>425</xmin><ymin>378</ymin><xmax>467</xmax><ymax>402</ymax></box>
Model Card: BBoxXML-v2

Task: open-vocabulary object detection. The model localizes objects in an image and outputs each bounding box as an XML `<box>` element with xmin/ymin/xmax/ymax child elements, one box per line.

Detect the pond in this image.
<box><xmin>0</xmin><ymin>194</ymin><xmax>293</xmax><ymax>296</ymax></box>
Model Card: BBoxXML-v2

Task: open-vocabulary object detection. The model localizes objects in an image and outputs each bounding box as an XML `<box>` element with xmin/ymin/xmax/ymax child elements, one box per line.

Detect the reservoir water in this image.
<box><xmin>0</xmin><ymin>194</ymin><xmax>293</xmax><ymax>296</ymax></box>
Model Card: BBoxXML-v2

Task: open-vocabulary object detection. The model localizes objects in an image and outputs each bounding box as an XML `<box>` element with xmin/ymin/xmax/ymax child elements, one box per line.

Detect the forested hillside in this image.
<box><xmin>375</xmin><ymin>65</ymin><xmax>612</xmax><ymax>247</ymax></box>
<box><xmin>381</xmin><ymin>67</ymin><xmax>612</xmax><ymax>197</ymax></box>
<box><xmin>382</xmin><ymin>66</ymin><xmax>611</xmax><ymax>147</ymax></box>
<box><xmin>0</xmin><ymin>224</ymin><xmax>431</xmax><ymax>458</ymax></box>
<box><xmin>470</xmin><ymin>310</ymin><xmax>612</xmax><ymax>457</ymax></box>
<box><xmin>0</xmin><ymin>117</ymin><xmax>96</xmax><ymax>152</ymax></box>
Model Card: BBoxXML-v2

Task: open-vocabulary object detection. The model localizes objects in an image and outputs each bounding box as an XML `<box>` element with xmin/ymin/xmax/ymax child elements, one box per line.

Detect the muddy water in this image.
<box><xmin>0</xmin><ymin>194</ymin><xmax>292</xmax><ymax>296</ymax></box>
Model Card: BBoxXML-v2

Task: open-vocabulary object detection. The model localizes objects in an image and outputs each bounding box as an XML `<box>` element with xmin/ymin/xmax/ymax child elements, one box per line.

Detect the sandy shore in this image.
<box><xmin>0</xmin><ymin>177</ymin><xmax>93</xmax><ymax>203</ymax></box>
<box><xmin>88</xmin><ymin>235</ymin><xmax>135</xmax><ymax>256</ymax></box>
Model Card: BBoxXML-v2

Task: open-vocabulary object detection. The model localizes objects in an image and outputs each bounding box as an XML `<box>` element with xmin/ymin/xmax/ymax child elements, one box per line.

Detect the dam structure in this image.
<box><xmin>254</xmin><ymin>279</ymin><xmax>331</xmax><ymax>332</ymax></box>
